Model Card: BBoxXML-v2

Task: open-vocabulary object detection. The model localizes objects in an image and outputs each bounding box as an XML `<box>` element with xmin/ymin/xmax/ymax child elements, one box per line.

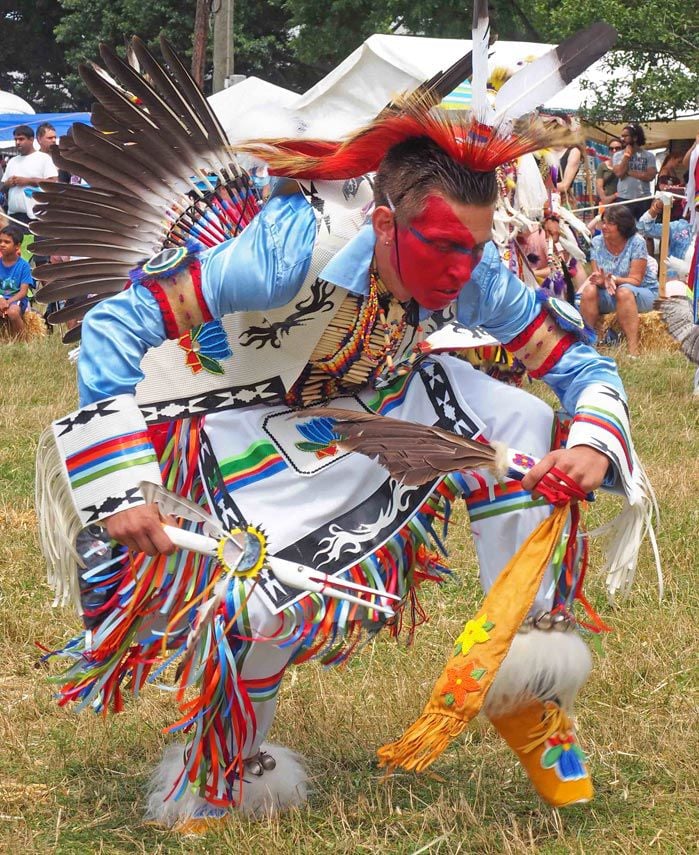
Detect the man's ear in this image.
<box><xmin>372</xmin><ymin>205</ymin><xmax>396</xmax><ymax>244</ymax></box>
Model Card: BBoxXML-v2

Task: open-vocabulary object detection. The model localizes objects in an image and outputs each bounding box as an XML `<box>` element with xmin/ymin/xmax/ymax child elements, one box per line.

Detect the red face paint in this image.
<box><xmin>390</xmin><ymin>195</ymin><xmax>488</xmax><ymax>310</ymax></box>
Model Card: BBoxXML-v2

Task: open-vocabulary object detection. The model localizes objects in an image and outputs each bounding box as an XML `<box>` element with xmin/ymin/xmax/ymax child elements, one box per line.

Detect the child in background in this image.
<box><xmin>0</xmin><ymin>224</ymin><xmax>34</xmax><ymax>339</ymax></box>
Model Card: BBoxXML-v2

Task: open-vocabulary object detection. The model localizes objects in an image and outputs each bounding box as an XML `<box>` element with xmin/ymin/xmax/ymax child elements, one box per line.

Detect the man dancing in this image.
<box><xmin>34</xmin><ymin>25</ymin><xmax>648</xmax><ymax>831</ymax></box>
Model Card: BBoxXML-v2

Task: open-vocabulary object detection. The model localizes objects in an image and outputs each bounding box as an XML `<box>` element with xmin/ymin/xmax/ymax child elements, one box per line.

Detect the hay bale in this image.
<box><xmin>0</xmin><ymin>309</ymin><xmax>47</xmax><ymax>342</ymax></box>
<box><xmin>598</xmin><ymin>309</ymin><xmax>680</xmax><ymax>353</ymax></box>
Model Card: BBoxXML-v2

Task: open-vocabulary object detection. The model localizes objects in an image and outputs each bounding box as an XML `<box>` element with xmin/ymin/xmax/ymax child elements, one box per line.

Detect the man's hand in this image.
<box><xmin>521</xmin><ymin>445</ymin><xmax>611</xmax><ymax>497</ymax></box>
<box><xmin>104</xmin><ymin>503</ymin><xmax>176</xmax><ymax>556</ymax></box>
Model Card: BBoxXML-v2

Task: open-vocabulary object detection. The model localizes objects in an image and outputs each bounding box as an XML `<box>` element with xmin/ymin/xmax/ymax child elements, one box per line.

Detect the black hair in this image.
<box><xmin>0</xmin><ymin>224</ymin><xmax>24</xmax><ymax>246</ymax></box>
<box><xmin>603</xmin><ymin>205</ymin><xmax>637</xmax><ymax>239</ymax></box>
<box><xmin>623</xmin><ymin>123</ymin><xmax>646</xmax><ymax>146</ymax></box>
<box><xmin>374</xmin><ymin>136</ymin><xmax>498</xmax><ymax>223</ymax></box>
<box><xmin>36</xmin><ymin>122</ymin><xmax>56</xmax><ymax>138</ymax></box>
<box><xmin>13</xmin><ymin>124</ymin><xmax>34</xmax><ymax>139</ymax></box>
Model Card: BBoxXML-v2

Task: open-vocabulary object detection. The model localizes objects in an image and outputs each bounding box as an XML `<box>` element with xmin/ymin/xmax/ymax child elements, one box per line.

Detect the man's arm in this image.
<box><xmin>457</xmin><ymin>245</ymin><xmax>634</xmax><ymax>496</ymax></box>
<box><xmin>627</xmin><ymin>154</ymin><xmax>657</xmax><ymax>183</ymax></box>
<box><xmin>611</xmin><ymin>150</ymin><xmax>630</xmax><ymax>178</ymax></box>
<box><xmin>67</xmin><ymin>193</ymin><xmax>316</xmax><ymax>551</ymax></box>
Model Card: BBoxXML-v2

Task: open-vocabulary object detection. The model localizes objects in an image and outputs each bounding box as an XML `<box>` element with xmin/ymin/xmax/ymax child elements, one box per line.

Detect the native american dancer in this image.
<box><xmin>33</xmin><ymin>12</ymin><xmax>657</xmax><ymax>832</ymax></box>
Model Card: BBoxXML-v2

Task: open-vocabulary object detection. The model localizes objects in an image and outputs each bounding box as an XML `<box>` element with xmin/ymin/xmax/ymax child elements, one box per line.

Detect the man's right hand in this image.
<box><xmin>104</xmin><ymin>503</ymin><xmax>176</xmax><ymax>556</ymax></box>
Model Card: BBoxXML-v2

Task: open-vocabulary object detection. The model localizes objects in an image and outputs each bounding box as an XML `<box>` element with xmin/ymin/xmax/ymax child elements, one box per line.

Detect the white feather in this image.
<box><xmin>470</xmin><ymin>0</ymin><xmax>495</xmax><ymax>123</ymax></box>
<box><xmin>484</xmin><ymin>629</ymin><xmax>591</xmax><ymax>716</ymax></box>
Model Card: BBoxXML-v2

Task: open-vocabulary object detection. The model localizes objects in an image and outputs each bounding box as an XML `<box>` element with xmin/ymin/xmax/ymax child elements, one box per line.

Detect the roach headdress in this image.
<box><xmin>237</xmin><ymin>13</ymin><xmax>616</xmax><ymax>180</ymax></box>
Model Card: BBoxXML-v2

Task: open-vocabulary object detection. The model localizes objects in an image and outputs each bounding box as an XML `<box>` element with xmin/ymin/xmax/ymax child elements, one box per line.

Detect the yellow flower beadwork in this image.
<box><xmin>453</xmin><ymin>613</ymin><xmax>494</xmax><ymax>656</ymax></box>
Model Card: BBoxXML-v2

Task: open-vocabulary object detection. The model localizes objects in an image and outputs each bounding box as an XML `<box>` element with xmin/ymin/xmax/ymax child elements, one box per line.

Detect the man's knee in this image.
<box><xmin>6</xmin><ymin>304</ymin><xmax>21</xmax><ymax>320</ymax></box>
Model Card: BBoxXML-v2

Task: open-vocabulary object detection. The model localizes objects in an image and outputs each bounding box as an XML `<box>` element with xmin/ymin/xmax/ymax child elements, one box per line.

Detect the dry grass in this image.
<box><xmin>0</xmin><ymin>336</ymin><xmax>697</xmax><ymax>854</ymax></box>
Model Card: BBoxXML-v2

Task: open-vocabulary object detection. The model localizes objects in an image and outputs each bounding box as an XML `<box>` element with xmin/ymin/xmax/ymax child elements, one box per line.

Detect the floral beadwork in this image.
<box><xmin>511</xmin><ymin>452</ymin><xmax>536</xmax><ymax>470</ymax></box>
<box><xmin>295</xmin><ymin>417</ymin><xmax>343</xmax><ymax>459</ymax></box>
<box><xmin>441</xmin><ymin>660</ymin><xmax>487</xmax><ymax>709</ymax></box>
<box><xmin>541</xmin><ymin>731</ymin><xmax>588</xmax><ymax>781</ymax></box>
<box><xmin>453</xmin><ymin>613</ymin><xmax>494</xmax><ymax>656</ymax></box>
<box><xmin>178</xmin><ymin>319</ymin><xmax>232</xmax><ymax>375</ymax></box>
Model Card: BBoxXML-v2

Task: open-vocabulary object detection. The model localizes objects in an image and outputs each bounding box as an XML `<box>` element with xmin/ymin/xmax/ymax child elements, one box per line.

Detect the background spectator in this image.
<box><xmin>611</xmin><ymin>123</ymin><xmax>657</xmax><ymax>220</ymax></box>
<box><xmin>0</xmin><ymin>125</ymin><xmax>58</xmax><ymax>232</ymax></box>
<box><xmin>36</xmin><ymin>123</ymin><xmax>57</xmax><ymax>155</ymax></box>
<box><xmin>637</xmin><ymin>196</ymin><xmax>692</xmax><ymax>280</ymax></box>
<box><xmin>0</xmin><ymin>224</ymin><xmax>33</xmax><ymax>338</ymax></box>
<box><xmin>656</xmin><ymin>150</ymin><xmax>687</xmax><ymax>220</ymax></box>
<box><xmin>595</xmin><ymin>139</ymin><xmax>621</xmax><ymax>205</ymax></box>
<box><xmin>578</xmin><ymin>205</ymin><xmax>658</xmax><ymax>357</ymax></box>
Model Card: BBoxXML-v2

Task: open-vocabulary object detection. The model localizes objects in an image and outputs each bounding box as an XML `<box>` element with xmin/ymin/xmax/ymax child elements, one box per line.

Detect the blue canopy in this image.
<box><xmin>0</xmin><ymin>112</ymin><xmax>91</xmax><ymax>143</ymax></box>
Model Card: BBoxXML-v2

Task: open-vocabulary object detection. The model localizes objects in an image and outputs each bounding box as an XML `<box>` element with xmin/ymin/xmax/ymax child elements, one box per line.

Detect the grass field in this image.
<box><xmin>1</xmin><ymin>335</ymin><xmax>697</xmax><ymax>854</ymax></box>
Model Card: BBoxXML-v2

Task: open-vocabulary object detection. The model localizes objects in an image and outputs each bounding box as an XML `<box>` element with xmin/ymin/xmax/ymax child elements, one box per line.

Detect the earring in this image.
<box><xmin>384</xmin><ymin>239</ymin><xmax>391</xmax><ymax>246</ymax></box>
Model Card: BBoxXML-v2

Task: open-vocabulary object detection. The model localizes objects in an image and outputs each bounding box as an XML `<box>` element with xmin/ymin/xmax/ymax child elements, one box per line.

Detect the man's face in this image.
<box><xmin>543</xmin><ymin>218</ymin><xmax>560</xmax><ymax>241</ymax></box>
<box><xmin>38</xmin><ymin>129</ymin><xmax>57</xmax><ymax>152</ymax></box>
<box><xmin>13</xmin><ymin>134</ymin><xmax>34</xmax><ymax>155</ymax></box>
<box><xmin>0</xmin><ymin>234</ymin><xmax>19</xmax><ymax>259</ymax></box>
<box><xmin>390</xmin><ymin>195</ymin><xmax>493</xmax><ymax>310</ymax></box>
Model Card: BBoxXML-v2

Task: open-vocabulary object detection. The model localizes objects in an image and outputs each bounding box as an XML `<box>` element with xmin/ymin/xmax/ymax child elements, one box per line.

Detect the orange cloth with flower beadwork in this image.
<box><xmin>377</xmin><ymin>504</ymin><xmax>569</xmax><ymax>772</ymax></box>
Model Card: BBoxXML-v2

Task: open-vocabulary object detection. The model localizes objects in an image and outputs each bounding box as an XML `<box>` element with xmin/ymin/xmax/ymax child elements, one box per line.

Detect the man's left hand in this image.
<box><xmin>521</xmin><ymin>445</ymin><xmax>611</xmax><ymax>496</ymax></box>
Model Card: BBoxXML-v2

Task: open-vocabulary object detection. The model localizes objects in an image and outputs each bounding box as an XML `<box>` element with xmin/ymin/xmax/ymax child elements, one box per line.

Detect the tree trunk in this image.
<box><xmin>191</xmin><ymin>0</ymin><xmax>210</xmax><ymax>89</ymax></box>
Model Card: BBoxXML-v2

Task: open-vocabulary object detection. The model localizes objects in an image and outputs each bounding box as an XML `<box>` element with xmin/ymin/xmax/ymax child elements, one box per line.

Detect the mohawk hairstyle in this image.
<box><xmin>373</xmin><ymin>136</ymin><xmax>498</xmax><ymax>224</ymax></box>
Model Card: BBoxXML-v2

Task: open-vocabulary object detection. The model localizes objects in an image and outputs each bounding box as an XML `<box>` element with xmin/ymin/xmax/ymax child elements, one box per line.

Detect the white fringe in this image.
<box><xmin>35</xmin><ymin>426</ymin><xmax>85</xmax><ymax>612</ymax></box>
<box><xmin>145</xmin><ymin>742</ymin><xmax>309</xmax><ymax>827</ymax></box>
<box><xmin>483</xmin><ymin>629</ymin><xmax>592</xmax><ymax>717</ymax></box>
<box><xmin>586</xmin><ymin>454</ymin><xmax>662</xmax><ymax>602</ymax></box>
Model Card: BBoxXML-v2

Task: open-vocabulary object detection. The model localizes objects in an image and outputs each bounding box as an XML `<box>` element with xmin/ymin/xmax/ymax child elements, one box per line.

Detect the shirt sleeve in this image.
<box><xmin>637</xmin><ymin>214</ymin><xmax>661</xmax><ymax>239</ymax></box>
<box><xmin>18</xmin><ymin>259</ymin><xmax>33</xmax><ymax>286</ymax></box>
<box><xmin>41</xmin><ymin>154</ymin><xmax>58</xmax><ymax>180</ymax></box>
<box><xmin>78</xmin><ymin>191</ymin><xmax>317</xmax><ymax>406</ymax></box>
<box><xmin>200</xmin><ymin>192</ymin><xmax>317</xmax><ymax>317</ymax></box>
<box><xmin>628</xmin><ymin>235</ymin><xmax>647</xmax><ymax>260</ymax></box>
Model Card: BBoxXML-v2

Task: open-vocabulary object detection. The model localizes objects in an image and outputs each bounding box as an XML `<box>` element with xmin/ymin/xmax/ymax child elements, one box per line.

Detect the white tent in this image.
<box><xmin>292</xmin><ymin>34</ymin><xmax>698</xmax><ymax>147</ymax></box>
<box><xmin>292</xmin><ymin>34</ymin><xmax>616</xmax><ymax>134</ymax></box>
<box><xmin>208</xmin><ymin>76</ymin><xmax>298</xmax><ymax>140</ymax></box>
<box><xmin>0</xmin><ymin>90</ymin><xmax>34</xmax><ymax>115</ymax></box>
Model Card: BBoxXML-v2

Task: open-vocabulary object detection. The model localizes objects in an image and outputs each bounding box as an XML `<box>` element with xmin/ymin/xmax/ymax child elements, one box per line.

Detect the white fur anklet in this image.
<box><xmin>483</xmin><ymin>628</ymin><xmax>592</xmax><ymax>717</ymax></box>
<box><xmin>145</xmin><ymin>741</ymin><xmax>309</xmax><ymax>827</ymax></box>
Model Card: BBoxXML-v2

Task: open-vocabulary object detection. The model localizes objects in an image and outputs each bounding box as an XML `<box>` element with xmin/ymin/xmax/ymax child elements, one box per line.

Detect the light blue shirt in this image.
<box><xmin>590</xmin><ymin>233</ymin><xmax>658</xmax><ymax>292</ymax></box>
<box><xmin>78</xmin><ymin>191</ymin><xmax>624</xmax><ymax>417</ymax></box>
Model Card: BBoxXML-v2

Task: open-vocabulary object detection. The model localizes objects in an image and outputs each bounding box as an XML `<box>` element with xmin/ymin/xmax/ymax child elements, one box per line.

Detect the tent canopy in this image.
<box><xmin>0</xmin><ymin>111</ymin><xmax>91</xmax><ymax>144</ymax></box>
<box><xmin>293</xmin><ymin>34</ymin><xmax>697</xmax><ymax>147</ymax></box>
<box><xmin>0</xmin><ymin>90</ymin><xmax>34</xmax><ymax>115</ymax></box>
<box><xmin>208</xmin><ymin>76</ymin><xmax>298</xmax><ymax>141</ymax></box>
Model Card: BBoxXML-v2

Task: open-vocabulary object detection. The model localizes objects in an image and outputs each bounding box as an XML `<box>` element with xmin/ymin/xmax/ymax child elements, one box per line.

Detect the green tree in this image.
<box><xmin>0</xmin><ymin>0</ymin><xmax>72</xmax><ymax>110</ymax></box>
<box><xmin>531</xmin><ymin>0</ymin><xmax>699</xmax><ymax>121</ymax></box>
<box><xmin>55</xmin><ymin>0</ymin><xmax>195</xmax><ymax>108</ymax></box>
<box><xmin>285</xmin><ymin>0</ymin><xmax>545</xmax><ymax>80</ymax></box>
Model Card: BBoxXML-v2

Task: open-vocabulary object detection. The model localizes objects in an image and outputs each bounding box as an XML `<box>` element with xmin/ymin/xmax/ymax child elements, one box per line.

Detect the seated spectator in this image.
<box><xmin>656</xmin><ymin>151</ymin><xmax>687</xmax><ymax>220</ymax></box>
<box><xmin>578</xmin><ymin>205</ymin><xmax>658</xmax><ymax>357</ymax></box>
<box><xmin>595</xmin><ymin>139</ymin><xmax>621</xmax><ymax>205</ymax></box>
<box><xmin>611</xmin><ymin>124</ymin><xmax>657</xmax><ymax>220</ymax></box>
<box><xmin>637</xmin><ymin>197</ymin><xmax>692</xmax><ymax>280</ymax></box>
<box><xmin>0</xmin><ymin>224</ymin><xmax>34</xmax><ymax>339</ymax></box>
